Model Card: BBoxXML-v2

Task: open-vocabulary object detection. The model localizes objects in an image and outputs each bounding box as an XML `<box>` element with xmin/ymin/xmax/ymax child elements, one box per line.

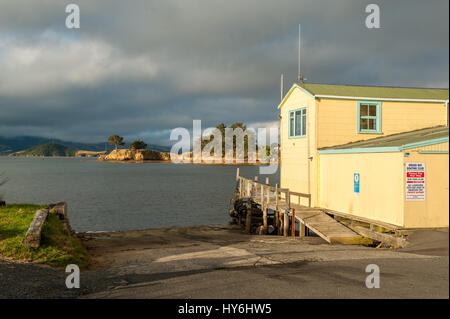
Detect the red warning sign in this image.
<box><xmin>405</xmin><ymin>162</ymin><xmax>425</xmax><ymax>201</ymax></box>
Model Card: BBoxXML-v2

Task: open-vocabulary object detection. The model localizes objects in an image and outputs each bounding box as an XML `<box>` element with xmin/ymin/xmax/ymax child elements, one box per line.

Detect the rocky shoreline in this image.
<box><xmin>98</xmin><ymin>149</ymin><xmax>170</xmax><ymax>161</ymax></box>
<box><xmin>98</xmin><ymin>149</ymin><xmax>272</xmax><ymax>165</ymax></box>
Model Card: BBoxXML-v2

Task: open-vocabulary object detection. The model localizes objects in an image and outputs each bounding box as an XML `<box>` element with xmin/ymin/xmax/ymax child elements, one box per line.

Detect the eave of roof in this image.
<box><xmin>318</xmin><ymin>126</ymin><xmax>449</xmax><ymax>154</ymax></box>
<box><xmin>278</xmin><ymin>83</ymin><xmax>449</xmax><ymax>109</ymax></box>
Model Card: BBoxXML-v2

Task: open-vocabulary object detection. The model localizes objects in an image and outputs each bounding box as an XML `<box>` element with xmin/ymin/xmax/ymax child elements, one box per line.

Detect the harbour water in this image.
<box><xmin>0</xmin><ymin>157</ymin><xmax>279</xmax><ymax>232</ymax></box>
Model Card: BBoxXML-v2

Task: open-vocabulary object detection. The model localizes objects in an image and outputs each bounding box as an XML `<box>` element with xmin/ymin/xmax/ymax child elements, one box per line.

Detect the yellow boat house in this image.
<box><xmin>278</xmin><ymin>83</ymin><xmax>449</xmax><ymax>229</ymax></box>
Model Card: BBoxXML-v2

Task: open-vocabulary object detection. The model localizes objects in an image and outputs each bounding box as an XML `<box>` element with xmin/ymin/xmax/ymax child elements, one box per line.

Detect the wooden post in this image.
<box><xmin>291</xmin><ymin>208</ymin><xmax>296</xmax><ymax>238</ymax></box>
<box><xmin>275</xmin><ymin>211</ymin><xmax>279</xmax><ymax>233</ymax></box>
<box><xmin>261</xmin><ymin>185</ymin><xmax>267</xmax><ymax>233</ymax></box>
<box><xmin>263</xmin><ymin>208</ymin><xmax>268</xmax><ymax>234</ymax></box>
<box><xmin>275</xmin><ymin>184</ymin><xmax>279</xmax><ymax>210</ymax></box>
<box><xmin>279</xmin><ymin>212</ymin><xmax>284</xmax><ymax>236</ymax></box>
<box><xmin>260</xmin><ymin>184</ymin><xmax>264</xmax><ymax>204</ymax></box>
<box><xmin>286</xmin><ymin>190</ymin><xmax>290</xmax><ymax>210</ymax></box>
<box><xmin>265</xmin><ymin>177</ymin><xmax>269</xmax><ymax>185</ymax></box>
<box><xmin>283</xmin><ymin>211</ymin><xmax>289</xmax><ymax>237</ymax></box>
<box><xmin>239</xmin><ymin>178</ymin><xmax>243</xmax><ymax>198</ymax></box>
<box><xmin>236</xmin><ymin>167</ymin><xmax>240</xmax><ymax>181</ymax></box>
<box><xmin>254</xmin><ymin>176</ymin><xmax>258</xmax><ymax>182</ymax></box>
<box><xmin>299</xmin><ymin>221</ymin><xmax>306</xmax><ymax>237</ymax></box>
<box><xmin>245</xmin><ymin>201</ymin><xmax>252</xmax><ymax>233</ymax></box>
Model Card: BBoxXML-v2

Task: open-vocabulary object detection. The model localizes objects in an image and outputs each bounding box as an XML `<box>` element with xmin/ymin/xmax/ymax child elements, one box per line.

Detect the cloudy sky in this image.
<box><xmin>0</xmin><ymin>0</ymin><xmax>448</xmax><ymax>146</ymax></box>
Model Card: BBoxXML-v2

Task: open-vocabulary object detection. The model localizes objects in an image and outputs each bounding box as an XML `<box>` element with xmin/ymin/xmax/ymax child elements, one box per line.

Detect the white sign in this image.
<box><xmin>405</xmin><ymin>162</ymin><xmax>425</xmax><ymax>201</ymax></box>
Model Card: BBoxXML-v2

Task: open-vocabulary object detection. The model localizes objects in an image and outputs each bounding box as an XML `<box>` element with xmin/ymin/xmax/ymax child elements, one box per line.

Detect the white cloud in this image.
<box><xmin>0</xmin><ymin>31</ymin><xmax>158</xmax><ymax>97</ymax></box>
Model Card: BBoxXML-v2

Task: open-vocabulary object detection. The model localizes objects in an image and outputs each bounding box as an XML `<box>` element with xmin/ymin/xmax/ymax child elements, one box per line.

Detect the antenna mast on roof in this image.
<box><xmin>298</xmin><ymin>24</ymin><xmax>307</xmax><ymax>83</ymax></box>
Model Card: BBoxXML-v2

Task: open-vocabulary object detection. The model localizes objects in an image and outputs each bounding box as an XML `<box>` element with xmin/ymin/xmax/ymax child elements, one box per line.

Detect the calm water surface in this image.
<box><xmin>0</xmin><ymin>157</ymin><xmax>279</xmax><ymax>232</ymax></box>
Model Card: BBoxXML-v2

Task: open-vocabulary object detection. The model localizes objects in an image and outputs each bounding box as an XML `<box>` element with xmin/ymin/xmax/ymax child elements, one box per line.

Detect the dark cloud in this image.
<box><xmin>0</xmin><ymin>0</ymin><xmax>448</xmax><ymax>145</ymax></box>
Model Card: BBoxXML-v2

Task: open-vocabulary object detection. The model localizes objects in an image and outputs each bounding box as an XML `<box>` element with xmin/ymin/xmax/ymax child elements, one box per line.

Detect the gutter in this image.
<box><xmin>315</xmin><ymin>94</ymin><xmax>448</xmax><ymax>104</ymax></box>
<box><xmin>318</xmin><ymin>136</ymin><xmax>449</xmax><ymax>155</ymax></box>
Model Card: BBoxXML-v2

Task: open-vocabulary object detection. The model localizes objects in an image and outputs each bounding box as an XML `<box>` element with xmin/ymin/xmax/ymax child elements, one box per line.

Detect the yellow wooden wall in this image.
<box><xmin>316</xmin><ymin>99</ymin><xmax>447</xmax><ymax>148</ymax></box>
<box><xmin>280</xmin><ymin>86</ymin><xmax>448</xmax><ymax>213</ymax></box>
<box><xmin>318</xmin><ymin>152</ymin><xmax>405</xmax><ymax>226</ymax></box>
<box><xmin>403</xmin><ymin>152</ymin><xmax>449</xmax><ymax>228</ymax></box>
<box><xmin>279</xmin><ymin>88</ymin><xmax>317</xmax><ymax>206</ymax></box>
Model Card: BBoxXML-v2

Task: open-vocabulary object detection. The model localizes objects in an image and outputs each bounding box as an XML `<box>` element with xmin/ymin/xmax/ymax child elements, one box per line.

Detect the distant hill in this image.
<box><xmin>0</xmin><ymin>136</ymin><xmax>170</xmax><ymax>155</ymax></box>
<box><xmin>9</xmin><ymin>143</ymin><xmax>77</xmax><ymax>157</ymax></box>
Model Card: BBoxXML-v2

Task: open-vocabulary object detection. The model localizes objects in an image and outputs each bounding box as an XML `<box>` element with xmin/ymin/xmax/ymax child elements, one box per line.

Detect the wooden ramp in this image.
<box><xmin>291</xmin><ymin>204</ymin><xmax>368</xmax><ymax>245</ymax></box>
<box><xmin>234</xmin><ymin>171</ymin><xmax>370</xmax><ymax>245</ymax></box>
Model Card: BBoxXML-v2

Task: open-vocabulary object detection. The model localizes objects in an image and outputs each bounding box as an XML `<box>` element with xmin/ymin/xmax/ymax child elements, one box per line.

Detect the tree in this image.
<box><xmin>130</xmin><ymin>140</ymin><xmax>147</xmax><ymax>150</ymax></box>
<box><xmin>108</xmin><ymin>135</ymin><xmax>125</xmax><ymax>151</ymax></box>
<box><xmin>200</xmin><ymin>122</ymin><xmax>255</xmax><ymax>158</ymax></box>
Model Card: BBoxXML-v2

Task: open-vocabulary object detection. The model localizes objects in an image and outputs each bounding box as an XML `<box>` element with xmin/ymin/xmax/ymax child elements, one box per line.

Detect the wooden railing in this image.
<box><xmin>234</xmin><ymin>168</ymin><xmax>311</xmax><ymax>237</ymax></box>
<box><xmin>235</xmin><ymin>168</ymin><xmax>311</xmax><ymax>211</ymax></box>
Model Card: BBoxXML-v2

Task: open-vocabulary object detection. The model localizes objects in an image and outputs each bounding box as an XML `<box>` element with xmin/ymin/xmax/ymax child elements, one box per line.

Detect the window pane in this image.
<box><xmin>295</xmin><ymin>111</ymin><xmax>302</xmax><ymax>136</ymax></box>
<box><xmin>369</xmin><ymin>119</ymin><xmax>376</xmax><ymax>130</ymax></box>
<box><xmin>302</xmin><ymin>113</ymin><xmax>306</xmax><ymax>136</ymax></box>
<box><xmin>360</xmin><ymin>118</ymin><xmax>368</xmax><ymax>130</ymax></box>
<box><xmin>290</xmin><ymin>117</ymin><xmax>294</xmax><ymax>136</ymax></box>
<box><xmin>369</xmin><ymin>105</ymin><xmax>377</xmax><ymax>116</ymax></box>
<box><xmin>360</xmin><ymin>104</ymin><xmax>368</xmax><ymax>116</ymax></box>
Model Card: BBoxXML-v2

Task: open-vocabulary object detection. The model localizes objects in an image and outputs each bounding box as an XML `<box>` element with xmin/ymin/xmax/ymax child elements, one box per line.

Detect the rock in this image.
<box><xmin>104</xmin><ymin>149</ymin><xmax>170</xmax><ymax>161</ymax></box>
<box><xmin>104</xmin><ymin>149</ymin><xmax>133</xmax><ymax>161</ymax></box>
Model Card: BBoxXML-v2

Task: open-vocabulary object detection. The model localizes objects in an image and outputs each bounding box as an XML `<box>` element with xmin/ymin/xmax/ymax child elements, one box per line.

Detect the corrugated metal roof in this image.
<box><xmin>297</xmin><ymin>83</ymin><xmax>449</xmax><ymax>100</ymax></box>
<box><xmin>319</xmin><ymin>126</ymin><xmax>449</xmax><ymax>150</ymax></box>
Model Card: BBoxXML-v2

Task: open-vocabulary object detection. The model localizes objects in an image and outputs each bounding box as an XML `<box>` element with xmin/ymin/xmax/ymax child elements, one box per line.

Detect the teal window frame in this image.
<box><xmin>357</xmin><ymin>101</ymin><xmax>382</xmax><ymax>134</ymax></box>
<box><xmin>288</xmin><ymin>107</ymin><xmax>307</xmax><ymax>138</ymax></box>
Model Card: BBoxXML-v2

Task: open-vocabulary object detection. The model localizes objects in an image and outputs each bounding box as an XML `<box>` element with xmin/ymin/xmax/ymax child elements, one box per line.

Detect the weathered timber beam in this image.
<box><xmin>352</xmin><ymin>226</ymin><xmax>409</xmax><ymax>248</ymax></box>
<box><xmin>24</xmin><ymin>209</ymin><xmax>49</xmax><ymax>248</ymax></box>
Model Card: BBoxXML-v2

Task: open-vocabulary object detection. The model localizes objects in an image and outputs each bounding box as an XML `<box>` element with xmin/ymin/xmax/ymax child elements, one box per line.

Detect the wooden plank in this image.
<box><xmin>352</xmin><ymin>226</ymin><xmax>409</xmax><ymax>248</ymax></box>
<box><xmin>329</xmin><ymin>236</ymin><xmax>373</xmax><ymax>245</ymax></box>
<box><xmin>294</xmin><ymin>210</ymin><xmax>364</xmax><ymax>244</ymax></box>
<box><xmin>324</xmin><ymin>208</ymin><xmax>401</xmax><ymax>231</ymax></box>
<box><xmin>24</xmin><ymin>209</ymin><xmax>49</xmax><ymax>248</ymax></box>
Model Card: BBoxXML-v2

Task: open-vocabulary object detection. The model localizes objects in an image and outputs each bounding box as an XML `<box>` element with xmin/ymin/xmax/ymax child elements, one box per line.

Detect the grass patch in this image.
<box><xmin>0</xmin><ymin>204</ymin><xmax>90</xmax><ymax>268</ymax></box>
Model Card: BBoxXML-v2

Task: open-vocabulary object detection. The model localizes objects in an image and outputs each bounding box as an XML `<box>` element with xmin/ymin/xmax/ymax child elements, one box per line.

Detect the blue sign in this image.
<box><xmin>354</xmin><ymin>173</ymin><xmax>360</xmax><ymax>193</ymax></box>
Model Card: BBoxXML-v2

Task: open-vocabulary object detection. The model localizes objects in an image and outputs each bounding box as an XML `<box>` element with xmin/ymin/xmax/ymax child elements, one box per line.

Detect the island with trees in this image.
<box><xmin>100</xmin><ymin>122</ymin><xmax>279</xmax><ymax>165</ymax></box>
<box><xmin>98</xmin><ymin>135</ymin><xmax>171</xmax><ymax>162</ymax></box>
